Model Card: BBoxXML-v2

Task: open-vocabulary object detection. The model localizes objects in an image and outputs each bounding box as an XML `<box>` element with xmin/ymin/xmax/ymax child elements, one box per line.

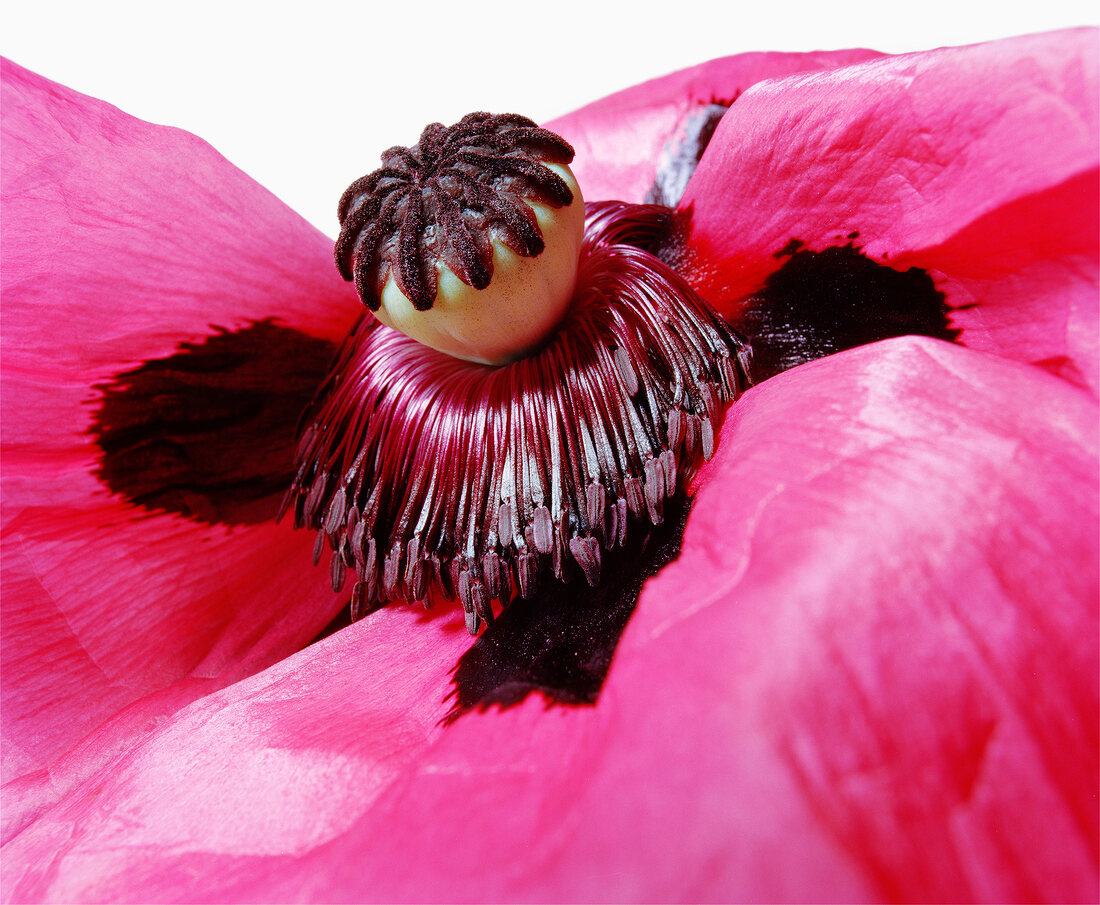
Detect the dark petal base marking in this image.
<box><xmin>446</xmin><ymin>494</ymin><xmax>694</xmax><ymax>721</ymax></box>
<box><xmin>641</xmin><ymin>97</ymin><xmax>955</xmax><ymax>382</ymax></box>
<box><xmin>92</xmin><ymin>321</ymin><xmax>337</xmax><ymax>525</ymax></box>
<box><xmin>739</xmin><ymin>239</ymin><xmax>956</xmax><ymax>382</ymax></box>
<box><xmin>288</xmin><ymin>202</ymin><xmax>752</xmax><ymax>634</ymax></box>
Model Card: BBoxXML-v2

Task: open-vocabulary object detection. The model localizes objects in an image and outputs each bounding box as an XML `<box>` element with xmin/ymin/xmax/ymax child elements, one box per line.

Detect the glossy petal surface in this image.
<box><xmin>0</xmin><ymin>58</ymin><xmax>360</xmax><ymax>837</ymax></box>
<box><xmin>548</xmin><ymin>48</ymin><xmax>883</xmax><ymax>203</ymax></box>
<box><xmin>678</xmin><ymin>30</ymin><xmax>1100</xmax><ymax>393</ymax></box>
<box><xmin>4</xmin><ymin>339</ymin><xmax>1096</xmax><ymax>903</ymax></box>
<box><xmin>3</xmin><ymin>31</ymin><xmax>1098</xmax><ymax>905</ymax></box>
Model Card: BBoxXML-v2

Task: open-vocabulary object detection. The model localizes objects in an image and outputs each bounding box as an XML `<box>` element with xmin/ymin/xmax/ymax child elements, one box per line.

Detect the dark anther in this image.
<box><xmin>447</xmin><ymin>495</ymin><xmax>695</xmax><ymax>721</ymax></box>
<box><xmin>289</xmin><ymin>202</ymin><xmax>752</xmax><ymax>634</ymax></box>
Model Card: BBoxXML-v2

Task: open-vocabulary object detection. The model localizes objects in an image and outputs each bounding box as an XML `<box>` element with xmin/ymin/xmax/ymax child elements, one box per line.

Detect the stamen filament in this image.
<box><xmin>287</xmin><ymin>201</ymin><xmax>752</xmax><ymax>633</ymax></box>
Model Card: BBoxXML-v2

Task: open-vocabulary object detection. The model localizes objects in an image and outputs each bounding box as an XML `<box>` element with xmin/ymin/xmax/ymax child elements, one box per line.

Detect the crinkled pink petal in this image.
<box><xmin>1</xmin><ymin>59</ymin><xmax>360</xmax><ymax>833</ymax></box>
<box><xmin>678</xmin><ymin>29</ymin><xmax>1100</xmax><ymax>393</ymax></box>
<box><xmin>2</xmin><ymin>57</ymin><xmax>358</xmax><ymax>508</ymax></box>
<box><xmin>5</xmin><ymin>338</ymin><xmax>1094</xmax><ymax>903</ymax></box>
<box><xmin>546</xmin><ymin>48</ymin><xmax>883</xmax><ymax>203</ymax></box>
<box><xmin>2</xmin><ymin>601</ymin><xmax>475</xmax><ymax>904</ymax></box>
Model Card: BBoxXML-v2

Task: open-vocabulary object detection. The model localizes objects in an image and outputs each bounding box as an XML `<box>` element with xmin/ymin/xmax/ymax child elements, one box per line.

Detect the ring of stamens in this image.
<box><xmin>285</xmin><ymin>201</ymin><xmax>752</xmax><ymax>634</ymax></box>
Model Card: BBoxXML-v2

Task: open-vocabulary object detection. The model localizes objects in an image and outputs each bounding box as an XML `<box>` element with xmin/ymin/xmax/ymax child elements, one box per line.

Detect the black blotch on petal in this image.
<box><xmin>447</xmin><ymin>495</ymin><xmax>694</xmax><ymax>723</ymax></box>
<box><xmin>740</xmin><ymin>242</ymin><xmax>956</xmax><ymax>382</ymax></box>
<box><xmin>91</xmin><ymin>320</ymin><xmax>337</xmax><ymax>526</ymax></box>
<box><xmin>773</xmin><ymin>238</ymin><xmax>805</xmax><ymax>258</ymax></box>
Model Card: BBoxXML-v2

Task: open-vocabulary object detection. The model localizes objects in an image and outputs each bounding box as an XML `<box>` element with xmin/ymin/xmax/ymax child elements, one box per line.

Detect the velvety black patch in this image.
<box><xmin>446</xmin><ymin>495</ymin><xmax>694</xmax><ymax>722</ymax></box>
<box><xmin>740</xmin><ymin>242</ymin><xmax>956</xmax><ymax>382</ymax></box>
<box><xmin>91</xmin><ymin>320</ymin><xmax>337</xmax><ymax>525</ymax></box>
<box><xmin>645</xmin><ymin>102</ymin><xmax>733</xmax><ymax>208</ymax></box>
<box><xmin>773</xmin><ymin>238</ymin><xmax>805</xmax><ymax>258</ymax></box>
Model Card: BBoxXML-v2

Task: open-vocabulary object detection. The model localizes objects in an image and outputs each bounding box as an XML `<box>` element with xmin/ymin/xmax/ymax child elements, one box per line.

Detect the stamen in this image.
<box><xmin>285</xmin><ymin>201</ymin><xmax>752</xmax><ymax>634</ymax></box>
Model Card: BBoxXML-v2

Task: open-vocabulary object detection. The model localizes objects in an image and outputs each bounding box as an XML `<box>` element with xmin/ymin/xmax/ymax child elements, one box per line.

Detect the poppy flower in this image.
<box><xmin>2</xmin><ymin>27</ymin><xmax>1097</xmax><ymax>904</ymax></box>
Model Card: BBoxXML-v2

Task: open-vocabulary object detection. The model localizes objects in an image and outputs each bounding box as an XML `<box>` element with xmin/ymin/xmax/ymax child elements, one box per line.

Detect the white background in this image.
<box><xmin>5</xmin><ymin>0</ymin><xmax>1096</xmax><ymax>237</ymax></box>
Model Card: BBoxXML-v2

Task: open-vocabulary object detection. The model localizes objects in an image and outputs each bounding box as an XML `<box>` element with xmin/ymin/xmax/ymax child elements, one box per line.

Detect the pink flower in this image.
<box><xmin>2</xmin><ymin>29</ymin><xmax>1097</xmax><ymax>903</ymax></box>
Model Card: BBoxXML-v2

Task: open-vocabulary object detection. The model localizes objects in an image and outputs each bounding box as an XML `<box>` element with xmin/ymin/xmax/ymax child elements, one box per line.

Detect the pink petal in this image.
<box><xmin>6</xmin><ymin>338</ymin><xmax>1094</xmax><ymax>903</ymax></box>
<box><xmin>2</xmin><ymin>602</ymin><xmax>474</xmax><ymax>903</ymax></box>
<box><xmin>1</xmin><ymin>59</ymin><xmax>360</xmax><ymax>830</ymax></box>
<box><xmin>547</xmin><ymin>48</ymin><xmax>883</xmax><ymax>203</ymax></box>
<box><xmin>678</xmin><ymin>29</ymin><xmax>1099</xmax><ymax>392</ymax></box>
<box><xmin>2</xmin><ymin>57</ymin><xmax>358</xmax><ymax>501</ymax></box>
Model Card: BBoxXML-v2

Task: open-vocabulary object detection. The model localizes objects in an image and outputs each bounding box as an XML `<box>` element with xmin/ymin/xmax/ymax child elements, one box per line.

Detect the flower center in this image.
<box><xmin>288</xmin><ymin>196</ymin><xmax>752</xmax><ymax>635</ymax></box>
<box><xmin>335</xmin><ymin>113</ymin><xmax>585</xmax><ymax>365</ymax></box>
